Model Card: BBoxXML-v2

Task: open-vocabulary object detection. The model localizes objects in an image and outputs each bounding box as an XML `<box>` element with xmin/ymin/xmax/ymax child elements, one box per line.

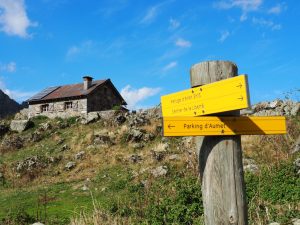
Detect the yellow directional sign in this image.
<box><xmin>163</xmin><ymin>116</ymin><xmax>286</xmax><ymax>136</ymax></box>
<box><xmin>161</xmin><ymin>75</ymin><xmax>250</xmax><ymax>117</ymax></box>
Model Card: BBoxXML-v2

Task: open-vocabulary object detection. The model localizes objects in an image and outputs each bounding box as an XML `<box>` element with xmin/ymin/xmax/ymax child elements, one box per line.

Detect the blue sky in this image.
<box><xmin>0</xmin><ymin>0</ymin><xmax>299</xmax><ymax>109</ymax></box>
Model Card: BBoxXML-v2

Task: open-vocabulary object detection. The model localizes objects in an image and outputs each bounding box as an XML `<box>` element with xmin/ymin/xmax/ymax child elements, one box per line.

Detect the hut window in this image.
<box><xmin>41</xmin><ymin>104</ymin><xmax>49</xmax><ymax>112</ymax></box>
<box><xmin>65</xmin><ymin>102</ymin><xmax>73</xmax><ymax>110</ymax></box>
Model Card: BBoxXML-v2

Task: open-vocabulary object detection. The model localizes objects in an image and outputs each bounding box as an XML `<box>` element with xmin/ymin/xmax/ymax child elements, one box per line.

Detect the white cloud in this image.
<box><xmin>214</xmin><ymin>0</ymin><xmax>263</xmax><ymax>21</ymax></box>
<box><xmin>252</xmin><ymin>17</ymin><xmax>282</xmax><ymax>30</ymax></box>
<box><xmin>121</xmin><ymin>85</ymin><xmax>161</xmax><ymax>110</ymax></box>
<box><xmin>140</xmin><ymin>6</ymin><xmax>159</xmax><ymax>24</ymax></box>
<box><xmin>66</xmin><ymin>46</ymin><xmax>80</xmax><ymax>58</ymax></box>
<box><xmin>214</xmin><ymin>0</ymin><xmax>262</xmax><ymax>11</ymax></box>
<box><xmin>140</xmin><ymin>0</ymin><xmax>174</xmax><ymax>24</ymax></box>
<box><xmin>162</xmin><ymin>61</ymin><xmax>177</xmax><ymax>71</ymax></box>
<box><xmin>0</xmin><ymin>61</ymin><xmax>16</xmax><ymax>72</ymax></box>
<box><xmin>66</xmin><ymin>40</ymin><xmax>94</xmax><ymax>59</ymax></box>
<box><xmin>268</xmin><ymin>4</ymin><xmax>286</xmax><ymax>15</ymax></box>
<box><xmin>169</xmin><ymin>18</ymin><xmax>180</xmax><ymax>30</ymax></box>
<box><xmin>0</xmin><ymin>77</ymin><xmax>36</xmax><ymax>102</ymax></box>
<box><xmin>0</xmin><ymin>0</ymin><xmax>37</xmax><ymax>38</ymax></box>
<box><xmin>218</xmin><ymin>30</ymin><xmax>230</xmax><ymax>42</ymax></box>
<box><xmin>175</xmin><ymin>38</ymin><xmax>192</xmax><ymax>48</ymax></box>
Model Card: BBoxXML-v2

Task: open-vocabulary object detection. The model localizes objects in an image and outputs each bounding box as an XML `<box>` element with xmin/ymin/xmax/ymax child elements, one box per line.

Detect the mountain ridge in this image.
<box><xmin>0</xmin><ymin>89</ymin><xmax>21</xmax><ymax>119</ymax></box>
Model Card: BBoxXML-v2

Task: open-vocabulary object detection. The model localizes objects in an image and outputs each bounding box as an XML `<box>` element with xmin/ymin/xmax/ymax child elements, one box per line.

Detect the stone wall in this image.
<box><xmin>28</xmin><ymin>98</ymin><xmax>87</xmax><ymax>118</ymax></box>
<box><xmin>87</xmin><ymin>82</ymin><xmax>124</xmax><ymax>112</ymax></box>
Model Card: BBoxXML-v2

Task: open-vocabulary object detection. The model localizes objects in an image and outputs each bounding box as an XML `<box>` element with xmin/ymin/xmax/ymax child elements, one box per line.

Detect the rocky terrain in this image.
<box><xmin>0</xmin><ymin>100</ymin><xmax>299</xmax><ymax>225</ymax></box>
<box><xmin>0</xmin><ymin>89</ymin><xmax>21</xmax><ymax>119</ymax></box>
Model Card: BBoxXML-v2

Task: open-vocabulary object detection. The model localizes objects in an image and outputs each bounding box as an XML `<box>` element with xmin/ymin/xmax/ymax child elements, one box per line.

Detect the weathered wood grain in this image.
<box><xmin>190</xmin><ymin>61</ymin><xmax>248</xmax><ymax>225</ymax></box>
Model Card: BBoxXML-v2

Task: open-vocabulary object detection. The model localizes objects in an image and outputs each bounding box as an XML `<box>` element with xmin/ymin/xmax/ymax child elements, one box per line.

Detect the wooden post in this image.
<box><xmin>190</xmin><ymin>61</ymin><xmax>248</xmax><ymax>225</ymax></box>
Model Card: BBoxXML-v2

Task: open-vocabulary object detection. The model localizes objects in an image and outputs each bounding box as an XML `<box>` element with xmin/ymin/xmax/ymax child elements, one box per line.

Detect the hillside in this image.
<box><xmin>0</xmin><ymin>101</ymin><xmax>299</xmax><ymax>225</ymax></box>
<box><xmin>0</xmin><ymin>90</ymin><xmax>21</xmax><ymax>119</ymax></box>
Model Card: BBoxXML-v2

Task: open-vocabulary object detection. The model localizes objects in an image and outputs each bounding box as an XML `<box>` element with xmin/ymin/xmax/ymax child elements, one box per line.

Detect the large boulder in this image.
<box><xmin>0</xmin><ymin>135</ymin><xmax>24</xmax><ymax>151</ymax></box>
<box><xmin>14</xmin><ymin>108</ymin><xmax>29</xmax><ymax>120</ymax></box>
<box><xmin>65</xmin><ymin>161</ymin><xmax>76</xmax><ymax>171</ymax></box>
<box><xmin>151</xmin><ymin>166</ymin><xmax>168</xmax><ymax>177</ymax></box>
<box><xmin>10</xmin><ymin>120</ymin><xmax>32</xmax><ymax>132</ymax></box>
<box><xmin>81</xmin><ymin>112</ymin><xmax>100</xmax><ymax>124</ymax></box>
<box><xmin>126</xmin><ymin>128</ymin><xmax>144</xmax><ymax>143</ymax></box>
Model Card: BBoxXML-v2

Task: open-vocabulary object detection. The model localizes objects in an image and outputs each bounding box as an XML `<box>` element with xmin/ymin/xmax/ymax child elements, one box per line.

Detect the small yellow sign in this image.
<box><xmin>163</xmin><ymin>116</ymin><xmax>286</xmax><ymax>136</ymax></box>
<box><xmin>161</xmin><ymin>75</ymin><xmax>250</xmax><ymax>117</ymax></box>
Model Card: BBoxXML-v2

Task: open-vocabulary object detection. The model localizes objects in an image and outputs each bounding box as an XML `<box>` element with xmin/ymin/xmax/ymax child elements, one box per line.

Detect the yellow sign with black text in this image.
<box><xmin>161</xmin><ymin>75</ymin><xmax>250</xmax><ymax>117</ymax></box>
<box><xmin>163</xmin><ymin>116</ymin><xmax>286</xmax><ymax>136</ymax></box>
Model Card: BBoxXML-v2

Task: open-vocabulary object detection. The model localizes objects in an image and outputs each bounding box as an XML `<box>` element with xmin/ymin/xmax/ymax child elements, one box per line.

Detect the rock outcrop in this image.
<box><xmin>251</xmin><ymin>99</ymin><xmax>300</xmax><ymax>116</ymax></box>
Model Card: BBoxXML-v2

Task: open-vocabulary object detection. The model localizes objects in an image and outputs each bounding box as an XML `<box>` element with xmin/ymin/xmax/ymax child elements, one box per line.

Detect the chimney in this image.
<box><xmin>83</xmin><ymin>76</ymin><xmax>93</xmax><ymax>90</ymax></box>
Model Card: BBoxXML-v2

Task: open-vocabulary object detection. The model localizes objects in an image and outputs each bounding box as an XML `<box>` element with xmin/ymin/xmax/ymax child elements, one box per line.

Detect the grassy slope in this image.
<box><xmin>0</xmin><ymin>114</ymin><xmax>299</xmax><ymax>224</ymax></box>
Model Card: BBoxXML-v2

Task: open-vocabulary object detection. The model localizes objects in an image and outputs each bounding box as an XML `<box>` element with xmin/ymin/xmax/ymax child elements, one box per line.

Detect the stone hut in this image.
<box><xmin>27</xmin><ymin>76</ymin><xmax>127</xmax><ymax>118</ymax></box>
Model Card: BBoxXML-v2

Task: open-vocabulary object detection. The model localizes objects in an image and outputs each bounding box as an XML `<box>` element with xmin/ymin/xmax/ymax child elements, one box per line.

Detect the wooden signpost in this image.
<box><xmin>160</xmin><ymin>61</ymin><xmax>287</xmax><ymax>225</ymax></box>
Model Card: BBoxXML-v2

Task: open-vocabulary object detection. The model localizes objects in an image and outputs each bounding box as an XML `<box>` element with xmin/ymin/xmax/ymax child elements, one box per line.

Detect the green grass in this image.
<box><xmin>0</xmin><ymin>182</ymin><xmax>92</xmax><ymax>224</ymax></box>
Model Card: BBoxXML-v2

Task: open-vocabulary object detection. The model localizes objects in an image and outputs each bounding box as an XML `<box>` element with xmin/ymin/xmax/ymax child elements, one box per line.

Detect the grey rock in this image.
<box><xmin>32</xmin><ymin>223</ymin><xmax>45</xmax><ymax>225</ymax></box>
<box><xmin>151</xmin><ymin>166</ymin><xmax>168</xmax><ymax>177</ymax></box>
<box><xmin>75</xmin><ymin>151</ymin><xmax>85</xmax><ymax>160</ymax></box>
<box><xmin>141</xmin><ymin>180</ymin><xmax>149</xmax><ymax>188</ymax></box>
<box><xmin>161</xmin><ymin>137</ymin><xmax>170</xmax><ymax>143</ymax></box>
<box><xmin>153</xmin><ymin>142</ymin><xmax>169</xmax><ymax>152</ymax></box>
<box><xmin>243</xmin><ymin>158</ymin><xmax>259</xmax><ymax>173</ymax></box>
<box><xmin>16</xmin><ymin>156</ymin><xmax>48</xmax><ymax>173</ymax></box>
<box><xmin>269</xmin><ymin>99</ymin><xmax>282</xmax><ymax>109</ymax></box>
<box><xmin>30</xmin><ymin>131</ymin><xmax>43</xmax><ymax>142</ymax></box>
<box><xmin>65</xmin><ymin>161</ymin><xmax>76</xmax><ymax>171</ymax></box>
<box><xmin>294</xmin><ymin>158</ymin><xmax>300</xmax><ymax>168</ymax></box>
<box><xmin>10</xmin><ymin>120</ymin><xmax>32</xmax><ymax>132</ymax></box>
<box><xmin>127</xmin><ymin>111</ymin><xmax>150</xmax><ymax>127</ymax></box>
<box><xmin>292</xmin><ymin>218</ymin><xmax>300</xmax><ymax>225</ymax></box>
<box><xmin>82</xmin><ymin>112</ymin><xmax>100</xmax><ymax>124</ymax></box>
<box><xmin>1</xmin><ymin>135</ymin><xmax>24</xmax><ymax>151</ymax></box>
<box><xmin>82</xmin><ymin>184</ymin><xmax>89</xmax><ymax>191</ymax></box>
<box><xmin>98</xmin><ymin>110</ymin><xmax>116</xmax><ymax>121</ymax></box>
<box><xmin>182</xmin><ymin>137</ymin><xmax>194</xmax><ymax>149</ymax></box>
<box><xmin>14</xmin><ymin>109</ymin><xmax>29</xmax><ymax>120</ymax></box>
<box><xmin>240</xmin><ymin>108</ymin><xmax>254</xmax><ymax>115</ymax></box>
<box><xmin>244</xmin><ymin>164</ymin><xmax>259</xmax><ymax>173</ymax></box>
<box><xmin>291</xmin><ymin>103</ymin><xmax>300</xmax><ymax>116</ymax></box>
<box><xmin>115</xmin><ymin>114</ymin><xmax>126</xmax><ymax>125</ymax></box>
<box><xmin>39</xmin><ymin>122</ymin><xmax>52</xmax><ymax>131</ymax></box>
<box><xmin>129</xmin><ymin>154</ymin><xmax>142</xmax><ymax>163</ymax></box>
<box><xmin>152</xmin><ymin>151</ymin><xmax>165</xmax><ymax>161</ymax></box>
<box><xmin>269</xmin><ymin>223</ymin><xmax>280</xmax><ymax>225</ymax></box>
<box><xmin>61</xmin><ymin>144</ymin><xmax>70</xmax><ymax>151</ymax></box>
<box><xmin>169</xmin><ymin>154</ymin><xmax>179</xmax><ymax>161</ymax></box>
<box><xmin>131</xmin><ymin>143</ymin><xmax>144</xmax><ymax>149</ymax></box>
<box><xmin>253</xmin><ymin>102</ymin><xmax>268</xmax><ymax>112</ymax></box>
<box><xmin>94</xmin><ymin>134</ymin><xmax>113</xmax><ymax>146</ymax></box>
<box><xmin>143</xmin><ymin>133</ymin><xmax>155</xmax><ymax>142</ymax></box>
<box><xmin>126</xmin><ymin>128</ymin><xmax>144</xmax><ymax>142</ymax></box>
